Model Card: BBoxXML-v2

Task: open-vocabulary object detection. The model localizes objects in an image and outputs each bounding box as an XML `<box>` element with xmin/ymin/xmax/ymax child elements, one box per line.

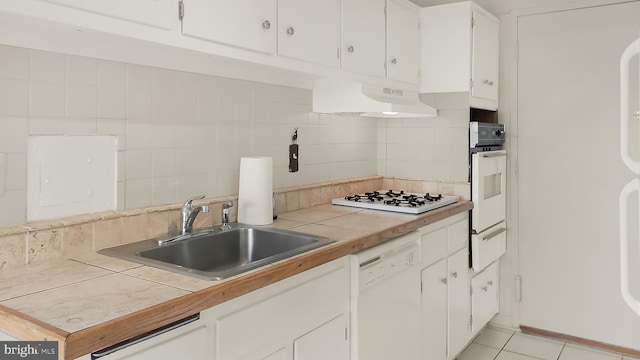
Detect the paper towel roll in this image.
<box><xmin>238</xmin><ymin>156</ymin><xmax>273</xmax><ymax>225</ymax></box>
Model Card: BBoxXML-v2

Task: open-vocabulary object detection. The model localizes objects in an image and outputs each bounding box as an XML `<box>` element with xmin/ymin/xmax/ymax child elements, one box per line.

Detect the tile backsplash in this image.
<box><xmin>378</xmin><ymin>92</ymin><xmax>470</xmax><ymax>182</ymax></box>
<box><xmin>0</xmin><ymin>175</ymin><xmax>470</xmax><ymax>270</ymax></box>
<box><xmin>0</xmin><ymin>44</ymin><xmax>469</xmax><ymax>228</ymax></box>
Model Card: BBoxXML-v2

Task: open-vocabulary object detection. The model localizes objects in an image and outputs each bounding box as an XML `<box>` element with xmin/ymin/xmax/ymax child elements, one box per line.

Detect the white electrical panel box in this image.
<box><xmin>27</xmin><ymin>136</ymin><xmax>117</xmax><ymax>221</ymax></box>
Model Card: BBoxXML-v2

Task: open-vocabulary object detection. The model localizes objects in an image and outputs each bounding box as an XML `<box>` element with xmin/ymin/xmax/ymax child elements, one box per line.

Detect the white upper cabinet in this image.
<box><xmin>470</xmin><ymin>8</ymin><xmax>499</xmax><ymax>106</ymax></box>
<box><xmin>3</xmin><ymin>0</ymin><xmax>424</xmax><ymax>90</ymax></box>
<box><xmin>341</xmin><ymin>0</ymin><xmax>386</xmax><ymax>78</ymax></box>
<box><xmin>277</xmin><ymin>0</ymin><xmax>341</xmax><ymax>68</ymax></box>
<box><xmin>386</xmin><ymin>0</ymin><xmax>421</xmax><ymax>84</ymax></box>
<box><xmin>39</xmin><ymin>0</ymin><xmax>177</xmax><ymax>30</ymax></box>
<box><xmin>420</xmin><ymin>1</ymin><xmax>499</xmax><ymax>110</ymax></box>
<box><xmin>180</xmin><ymin>0</ymin><xmax>277</xmax><ymax>54</ymax></box>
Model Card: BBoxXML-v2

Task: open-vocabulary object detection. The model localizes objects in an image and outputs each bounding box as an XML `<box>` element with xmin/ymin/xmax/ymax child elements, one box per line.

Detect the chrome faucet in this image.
<box><xmin>221</xmin><ymin>200</ymin><xmax>234</xmax><ymax>230</ymax></box>
<box><xmin>181</xmin><ymin>195</ymin><xmax>209</xmax><ymax>235</ymax></box>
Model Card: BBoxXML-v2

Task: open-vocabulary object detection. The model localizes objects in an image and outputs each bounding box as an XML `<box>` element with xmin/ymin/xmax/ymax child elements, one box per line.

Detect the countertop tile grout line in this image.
<box><xmin>0</xmin><ymin>272</ymin><xmax>115</xmax><ymax>303</ymax></box>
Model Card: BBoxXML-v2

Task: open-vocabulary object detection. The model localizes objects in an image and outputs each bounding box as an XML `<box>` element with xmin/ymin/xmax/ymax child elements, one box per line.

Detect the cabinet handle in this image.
<box><xmin>487</xmin><ymin>280</ymin><xmax>494</xmax><ymax>286</ymax></box>
<box><xmin>286</xmin><ymin>27</ymin><xmax>295</xmax><ymax>36</ymax></box>
<box><xmin>482</xmin><ymin>227</ymin><xmax>506</xmax><ymax>241</ymax></box>
<box><xmin>441</xmin><ymin>277</ymin><xmax>448</xmax><ymax>284</ymax></box>
<box><xmin>262</xmin><ymin>20</ymin><xmax>271</xmax><ymax>30</ymax></box>
<box><xmin>482</xmin><ymin>286</ymin><xmax>488</xmax><ymax>292</ymax></box>
<box><xmin>483</xmin><ymin>79</ymin><xmax>494</xmax><ymax>86</ymax></box>
<box><xmin>391</xmin><ymin>58</ymin><xmax>398</xmax><ymax>65</ymax></box>
<box><xmin>347</xmin><ymin>45</ymin><xmax>355</xmax><ymax>53</ymax></box>
<box><xmin>451</xmin><ymin>271</ymin><xmax>458</xmax><ymax>278</ymax></box>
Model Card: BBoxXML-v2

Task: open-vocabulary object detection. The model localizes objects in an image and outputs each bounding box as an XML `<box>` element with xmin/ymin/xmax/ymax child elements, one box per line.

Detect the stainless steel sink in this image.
<box><xmin>98</xmin><ymin>224</ymin><xmax>335</xmax><ymax>281</ymax></box>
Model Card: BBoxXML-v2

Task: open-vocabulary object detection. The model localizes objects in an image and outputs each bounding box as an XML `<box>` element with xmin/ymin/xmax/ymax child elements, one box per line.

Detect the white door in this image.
<box><xmin>386</xmin><ymin>0</ymin><xmax>420</xmax><ymax>84</ymax></box>
<box><xmin>181</xmin><ymin>0</ymin><xmax>276</xmax><ymax>54</ymax></box>
<box><xmin>421</xmin><ymin>259</ymin><xmax>447</xmax><ymax>360</ymax></box>
<box><xmin>517</xmin><ymin>2</ymin><xmax>640</xmax><ymax>349</ymax></box>
<box><xmin>277</xmin><ymin>0</ymin><xmax>340</xmax><ymax>68</ymax></box>
<box><xmin>447</xmin><ymin>248</ymin><xmax>471</xmax><ymax>358</ymax></box>
<box><xmin>470</xmin><ymin>9</ymin><xmax>499</xmax><ymax>103</ymax></box>
<box><xmin>341</xmin><ymin>0</ymin><xmax>386</xmax><ymax>78</ymax></box>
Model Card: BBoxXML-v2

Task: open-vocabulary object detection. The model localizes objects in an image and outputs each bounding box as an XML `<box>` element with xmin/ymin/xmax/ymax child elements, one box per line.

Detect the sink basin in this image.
<box><xmin>98</xmin><ymin>224</ymin><xmax>335</xmax><ymax>280</ymax></box>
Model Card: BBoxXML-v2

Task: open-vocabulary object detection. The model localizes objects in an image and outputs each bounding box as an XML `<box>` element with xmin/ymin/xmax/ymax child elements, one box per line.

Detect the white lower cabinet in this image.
<box><xmin>80</xmin><ymin>315</ymin><xmax>212</xmax><ymax>360</ymax></box>
<box><xmin>471</xmin><ymin>261</ymin><xmax>499</xmax><ymax>335</ymax></box>
<box><xmin>293</xmin><ymin>315</ymin><xmax>348</xmax><ymax>360</ymax></box>
<box><xmin>421</xmin><ymin>259</ymin><xmax>447</xmax><ymax>360</ymax></box>
<box><xmin>204</xmin><ymin>256</ymin><xmax>350</xmax><ymax>360</ymax></box>
<box><xmin>77</xmin><ymin>257</ymin><xmax>349</xmax><ymax>360</ymax></box>
<box><xmin>447</xmin><ymin>248</ymin><xmax>471</xmax><ymax>357</ymax></box>
<box><xmin>419</xmin><ymin>213</ymin><xmax>473</xmax><ymax>360</ymax></box>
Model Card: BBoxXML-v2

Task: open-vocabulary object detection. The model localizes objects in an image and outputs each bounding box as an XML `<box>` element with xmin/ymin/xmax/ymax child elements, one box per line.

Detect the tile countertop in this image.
<box><xmin>0</xmin><ymin>201</ymin><xmax>473</xmax><ymax>360</ymax></box>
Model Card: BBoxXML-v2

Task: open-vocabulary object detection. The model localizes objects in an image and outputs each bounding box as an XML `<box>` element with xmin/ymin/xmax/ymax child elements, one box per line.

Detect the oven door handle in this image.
<box><xmin>482</xmin><ymin>227</ymin><xmax>506</xmax><ymax>241</ymax></box>
<box><xmin>481</xmin><ymin>152</ymin><xmax>507</xmax><ymax>159</ymax></box>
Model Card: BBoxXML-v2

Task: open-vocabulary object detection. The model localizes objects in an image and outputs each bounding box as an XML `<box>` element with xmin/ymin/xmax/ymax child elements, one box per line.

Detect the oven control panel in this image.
<box><xmin>470</xmin><ymin>121</ymin><xmax>505</xmax><ymax>148</ymax></box>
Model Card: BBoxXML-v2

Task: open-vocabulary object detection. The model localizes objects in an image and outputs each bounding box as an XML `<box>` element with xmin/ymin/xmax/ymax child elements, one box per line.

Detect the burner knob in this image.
<box><xmin>494</xmin><ymin>129</ymin><xmax>504</xmax><ymax>136</ymax></box>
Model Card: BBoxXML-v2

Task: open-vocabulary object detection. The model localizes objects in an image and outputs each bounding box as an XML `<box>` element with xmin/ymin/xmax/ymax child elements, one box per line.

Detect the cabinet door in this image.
<box><xmin>293</xmin><ymin>315</ymin><xmax>348</xmax><ymax>360</ymax></box>
<box><xmin>386</xmin><ymin>0</ymin><xmax>420</xmax><ymax>84</ymax></box>
<box><xmin>471</xmin><ymin>261</ymin><xmax>499</xmax><ymax>334</ymax></box>
<box><xmin>40</xmin><ymin>0</ymin><xmax>176</xmax><ymax>30</ymax></box>
<box><xmin>447</xmin><ymin>248</ymin><xmax>471</xmax><ymax>358</ymax></box>
<box><xmin>471</xmin><ymin>9</ymin><xmax>499</xmax><ymax>104</ymax></box>
<box><xmin>341</xmin><ymin>0</ymin><xmax>386</xmax><ymax>78</ymax></box>
<box><xmin>421</xmin><ymin>259</ymin><xmax>447</xmax><ymax>360</ymax></box>
<box><xmin>181</xmin><ymin>0</ymin><xmax>276</xmax><ymax>54</ymax></box>
<box><xmin>278</xmin><ymin>0</ymin><xmax>340</xmax><ymax>67</ymax></box>
<box><xmin>213</xmin><ymin>261</ymin><xmax>348</xmax><ymax>360</ymax></box>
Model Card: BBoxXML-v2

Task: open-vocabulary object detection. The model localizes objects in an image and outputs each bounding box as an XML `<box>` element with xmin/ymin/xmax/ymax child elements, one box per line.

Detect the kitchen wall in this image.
<box><xmin>0</xmin><ymin>44</ymin><xmax>469</xmax><ymax>227</ymax></box>
<box><xmin>378</xmin><ymin>92</ymin><xmax>470</xmax><ymax>182</ymax></box>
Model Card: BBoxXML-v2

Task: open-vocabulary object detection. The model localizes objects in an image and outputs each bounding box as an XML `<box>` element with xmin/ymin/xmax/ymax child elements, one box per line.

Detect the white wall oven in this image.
<box><xmin>469</xmin><ymin>121</ymin><xmax>507</xmax><ymax>271</ymax></box>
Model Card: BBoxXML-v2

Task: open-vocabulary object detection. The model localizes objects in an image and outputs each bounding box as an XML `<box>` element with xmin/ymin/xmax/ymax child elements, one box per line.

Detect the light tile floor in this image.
<box><xmin>457</xmin><ymin>326</ymin><xmax>640</xmax><ymax>360</ymax></box>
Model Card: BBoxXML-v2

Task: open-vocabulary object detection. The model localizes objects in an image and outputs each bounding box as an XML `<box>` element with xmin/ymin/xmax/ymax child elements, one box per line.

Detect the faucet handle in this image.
<box><xmin>183</xmin><ymin>194</ymin><xmax>206</xmax><ymax>208</ymax></box>
<box><xmin>223</xmin><ymin>200</ymin><xmax>234</xmax><ymax>210</ymax></box>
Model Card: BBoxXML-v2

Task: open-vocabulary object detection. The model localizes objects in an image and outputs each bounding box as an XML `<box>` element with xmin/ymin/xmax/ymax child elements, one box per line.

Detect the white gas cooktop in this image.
<box><xmin>332</xmin><ymin>190</ymin><xmax>458</xmax><ymax>214</ymax></box>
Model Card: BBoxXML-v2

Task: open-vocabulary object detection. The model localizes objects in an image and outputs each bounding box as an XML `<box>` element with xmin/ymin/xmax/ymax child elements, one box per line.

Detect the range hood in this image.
<box><xmin>312</xmin><ymin>78</ymin><xmax>437</xmax><ymax>118</ymax></box>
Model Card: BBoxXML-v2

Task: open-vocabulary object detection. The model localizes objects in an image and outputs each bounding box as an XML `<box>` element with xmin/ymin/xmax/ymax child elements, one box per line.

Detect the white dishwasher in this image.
<box><xmin>350</xmin><ymin>231</ymin><xmax>421</xmax><ymax>360</ymax></box>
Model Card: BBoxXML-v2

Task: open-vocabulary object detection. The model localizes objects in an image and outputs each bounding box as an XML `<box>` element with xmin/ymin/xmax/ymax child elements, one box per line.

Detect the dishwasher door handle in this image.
<box><xmin>91</xmin><ymin>313</ymin><xmax>200</xmax><ymax>359</ymax></box>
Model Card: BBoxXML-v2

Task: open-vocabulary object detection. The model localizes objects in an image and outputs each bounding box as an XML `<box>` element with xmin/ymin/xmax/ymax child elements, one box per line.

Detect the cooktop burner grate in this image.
<box><xmin>332</xmin><ymin>190</ymin><xmax>458</xmax><ymax>214</ymax></box>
